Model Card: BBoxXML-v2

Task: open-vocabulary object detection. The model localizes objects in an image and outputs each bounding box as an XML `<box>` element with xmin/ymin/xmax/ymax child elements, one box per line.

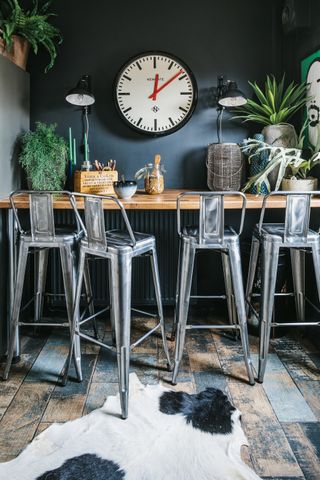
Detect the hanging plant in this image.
<box><xmin>0</xmin><ymin>0</ymin><xmax>62</xmax><ymax>72</ymax></box>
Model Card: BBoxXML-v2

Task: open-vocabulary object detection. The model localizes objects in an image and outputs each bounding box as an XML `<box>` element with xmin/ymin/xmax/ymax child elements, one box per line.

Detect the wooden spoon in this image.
<box><xmin>152</xmin><ymin>154</ymin><xmax>161</xmax><ymax>176</ymax></box>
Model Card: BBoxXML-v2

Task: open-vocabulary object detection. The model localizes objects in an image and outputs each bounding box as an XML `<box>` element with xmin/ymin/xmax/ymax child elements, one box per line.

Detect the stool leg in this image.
<box><xmin>110</xmin><ymin>253</ymin><xmax>132</xmax><ymax>419</ymax></box>
<box><xmin>83</xmin><ymin>257</ymin><xmax>98</xmax><ymax>339</ymax></box>
<box><xmin>108</xmin><ymin>260</ymin><xmax>116</xmax><ymax>346</ymax></box>
<box><xmin>34</xmin><ymin>248</ymin><xmax>49</xmax><ymax>323</ymax></box>
<box><xmin>245</xmin><ymin>236</ymin><xmax>260</xmax><ymax>316</ymax></box>
<box><xmin>171</xmin><ymin>237</ymin><xmax>182</xmax><ymax>341</ymax></box>
<box><xmin>311</xmin><ymin>242</ymin><xmax>320</xmax><ymax>304</ymax></box>
<box><xmin>290</xmin><ymin>248</ymin><xmax>305</xmax><ymax>324</ymax></box>
<box><xmin>228</xmin><ymin>243</ymin><xmax>255</xmax><ymax>386</ymax></box>
<box><xmin>60</xmin><ymin>244</ymin><xmax>82</xmax><ymax>382</ymax></box>
<box><xmin>3</xmin><ymin>243</ymin><xmax>29</xmax><ymax>380</ymax></box>
<box><xmin>221</xmin><ymin>251</ymin><xmax>237</xmax><ymax>330</ymax></box>
<box><xmin>258</xmin><ymin>241</ymin><xmax>279</xmax><ymax>383</ymax></box>
<box><xmin>172</xmin><ymin>241</ymin><xmax>196</xmax><ymax>385</ymax></box>
<box><xmin>61</xmin><ymin>248</ymin><xmax>85</xmax><ymax>386</ymax></box>
<box><xmin>149</xmin><ymin>247</ymin><xmax>172</xmax><ymax>370</ymax></box>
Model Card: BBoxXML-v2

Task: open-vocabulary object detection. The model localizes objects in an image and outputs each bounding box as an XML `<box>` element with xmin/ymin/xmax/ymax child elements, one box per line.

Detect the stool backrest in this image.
<box><xmin>177</xmin><ymin>191</ymin><xmax>246</xmax><ymax>244</ymax></box>
<box><xmin>10</xmin><ymin>190</ymin><xmax>76</xmax><ymax>241</ymax></box>
<box><xmin>258</xmin><ymin>191</ymin><xmax>320</xmax><ymax>242</ymax></box>
<box><xmin>70</xmin><ymin>193</ymin><xmax>136</xmax><ymax>251</ymax></box>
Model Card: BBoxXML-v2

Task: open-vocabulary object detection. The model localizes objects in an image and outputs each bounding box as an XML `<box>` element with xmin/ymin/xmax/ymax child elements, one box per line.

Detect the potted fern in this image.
<box><xmin>0</xmin><ymin>0</ymin><xmax>62</xmax><ymax>72</ymax></box>
<box><xmin>19</xmin><ymin>122</ymin><xmax>68</xmax><ymax>190</ymax></box>
<box><xmin>242</xmin><ymin>124</ymin><xmax>320</xmax><ymax>193</ymax></box>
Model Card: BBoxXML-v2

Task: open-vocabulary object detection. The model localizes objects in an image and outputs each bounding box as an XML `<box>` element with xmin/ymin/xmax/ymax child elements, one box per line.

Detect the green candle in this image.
<box><xmin>69</xmin><ymin>127</ymin><xmax>73</xmax><ymax>163</ymax></box>
<box><xmin>73</xmin><ymin>138</ymin><xmax>77</xmax><ymax>166</ymax></box>
<box><xmin>84</xmin><ymin>133</ymin><xmax>88</xmax><ymax>163</ymax></box>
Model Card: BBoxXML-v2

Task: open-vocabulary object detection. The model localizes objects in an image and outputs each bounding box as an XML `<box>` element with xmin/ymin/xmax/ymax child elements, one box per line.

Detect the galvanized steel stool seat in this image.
<box><xmin>62</xmin><ymin>193</ymin><xmax>172</xmax><ymax>419</ymax></box>
<box><xmin>2</xmin><ymin>191</ymin><xmax>90</xmax><ymax>382</ymax></box>
<box><xmin>246</xmin><ymin>191</ymin><xmax>320</xmax><ymax>383</ymax></box>
<box><xmin>172</xmin><ymin>192</ymin><xmax>255</xmax><ymax>386</ymax></box>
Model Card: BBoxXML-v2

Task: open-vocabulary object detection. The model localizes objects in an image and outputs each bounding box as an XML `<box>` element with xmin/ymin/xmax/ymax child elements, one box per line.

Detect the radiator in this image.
<box><xmin>48</xmin><ymin>210</ymin><xmax>198</xmax><ymax>306</ymax></box>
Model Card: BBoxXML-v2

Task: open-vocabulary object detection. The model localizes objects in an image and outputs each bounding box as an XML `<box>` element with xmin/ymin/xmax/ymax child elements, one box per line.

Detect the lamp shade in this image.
<box><xmin>66</xmin><ymin>75</ymin><xmax>95</xmax><ymax>106</ymax></box>
<box><xmin>218</xmin><ymin>81</ymin><xmax>247</xmax><ymax>108</ymax></box>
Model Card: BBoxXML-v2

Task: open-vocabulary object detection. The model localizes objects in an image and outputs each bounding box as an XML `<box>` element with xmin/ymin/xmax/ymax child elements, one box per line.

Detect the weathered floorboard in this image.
<box><xmin>283</xmin><ymin>423</ymin><xmax>320</xmax><ymax>480</ymax></box>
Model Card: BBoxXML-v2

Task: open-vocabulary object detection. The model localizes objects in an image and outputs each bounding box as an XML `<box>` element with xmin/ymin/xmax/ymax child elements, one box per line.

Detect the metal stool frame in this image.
<box><xmin>2</xmin><ymin>190</ymin><xmax>94</xmax><ymax>382</ymax></box>
<box><xmin>61</xmin><ymin>193</ymin><xmax>172</xmax><ymax>419</ymax></box>
<box><xmin>246</xmin><ymin>191</ymin><xmax>320</xmax><ymax>383</ymax></box>
<box><xmin>172</xmin><ymin>191</ymin><xmax>255</xmax><ymax>386</ymax></box>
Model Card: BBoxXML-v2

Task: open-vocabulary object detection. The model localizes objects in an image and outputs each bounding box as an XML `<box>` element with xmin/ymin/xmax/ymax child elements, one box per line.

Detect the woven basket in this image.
<box><xmin>207</xmin><ymin>143</ymin><xmax>243</xmax><ymax>191</ymax></box>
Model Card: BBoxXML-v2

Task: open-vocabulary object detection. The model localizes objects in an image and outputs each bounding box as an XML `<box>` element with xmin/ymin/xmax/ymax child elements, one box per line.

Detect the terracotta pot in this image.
<box><xmin>262</xmin><ymin>123</ymin><xmax>298</xmax><ymax>190</ymax></box>
<box><xmin>281</xmin><ymin>177</ymin><xmax>318</xmax><ymax>192</ymax></box>
<box><xmin>0</xmin><ymin>34</ymin><xmax>30</xmax><ymax>70</ymax></box>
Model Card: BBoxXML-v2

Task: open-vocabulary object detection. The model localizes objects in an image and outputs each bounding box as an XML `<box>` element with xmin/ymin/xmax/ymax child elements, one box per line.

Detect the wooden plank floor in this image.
<box><xmin>0</xmin><ymin>310</ymin><xmax>319</xmax><ymax>479</ymax></box>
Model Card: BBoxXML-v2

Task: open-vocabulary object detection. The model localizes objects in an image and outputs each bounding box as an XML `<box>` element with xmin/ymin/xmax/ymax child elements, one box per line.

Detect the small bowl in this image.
<box><xmin>113</xmin><ymin>180</ymin><xmax>137</xmax><ymax>199</ymax></box>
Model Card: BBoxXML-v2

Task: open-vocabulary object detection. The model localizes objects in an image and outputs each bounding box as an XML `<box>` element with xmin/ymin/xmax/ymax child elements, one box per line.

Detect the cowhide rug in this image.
<box><xmin>0</xmin><ymin>373</ymin><xmax>261</xmax><ymax>479</ymax></box>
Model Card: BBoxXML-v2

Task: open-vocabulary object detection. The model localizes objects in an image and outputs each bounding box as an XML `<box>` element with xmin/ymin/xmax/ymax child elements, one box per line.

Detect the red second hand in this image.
<box><xmin>149</xmin><ymin>69</ymin><xmax>184</xmax><ymax>100</ymax></box>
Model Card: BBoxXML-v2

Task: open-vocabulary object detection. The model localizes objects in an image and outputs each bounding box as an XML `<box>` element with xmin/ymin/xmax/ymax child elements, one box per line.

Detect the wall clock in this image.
<box><xmin>114</xmin><ymin>51</ymin><xmax>198</xmax><ymax>136</ymax></box>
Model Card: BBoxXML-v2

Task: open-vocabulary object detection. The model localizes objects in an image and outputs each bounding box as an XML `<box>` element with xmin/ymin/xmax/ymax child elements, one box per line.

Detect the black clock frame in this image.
<box><xmin>114</xmin><ymin>50</ymin><xmax>198</xmax><ymax>137</ymax></box>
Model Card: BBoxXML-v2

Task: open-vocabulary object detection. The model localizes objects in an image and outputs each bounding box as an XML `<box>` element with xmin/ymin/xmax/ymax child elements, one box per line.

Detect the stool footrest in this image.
<box><xmin>190</xmin><ymin>295</ymin><xmax>226</xmax><ymax>299</ymax></box>
<box><xmin>19</xmin><ymin>321</ymin><xmax>69</xmax><ymax>327</ymax></box>
<box><xmin>271</xmin><ymin>321</ymin><xmax>320</xmax><ymax>327</ymax></box>
<box><xmin>186</xmin><ymin>324</ymin><xmax>240</xmax><ymax>330</ymax></box>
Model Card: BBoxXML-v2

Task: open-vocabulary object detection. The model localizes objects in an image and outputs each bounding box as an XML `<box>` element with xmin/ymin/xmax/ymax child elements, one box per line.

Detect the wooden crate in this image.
<box><xmin>74</xmin><ymin>170</ymin><xmax>118</xmax><ymax>195</ymax></box>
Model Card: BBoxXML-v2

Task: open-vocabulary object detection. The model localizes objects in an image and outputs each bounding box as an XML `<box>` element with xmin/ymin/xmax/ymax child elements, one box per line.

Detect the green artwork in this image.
<box><xmin>301</xmin><ymin>49</ymin><xmax>320</xmax><ymax>148</ymax></box>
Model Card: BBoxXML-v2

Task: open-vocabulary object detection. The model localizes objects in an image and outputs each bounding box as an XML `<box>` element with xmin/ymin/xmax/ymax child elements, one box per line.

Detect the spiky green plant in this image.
<box><xmin>0</xmin><ymin>0</ymin><xmax>62</xmax><ymax>72</ymax></box>
<box><xmin>234</xmin><ymin>75</ymin><xmax>310</xmax><ymax>126</ymax></box>
<box><xmin>19</xmin><ymin>122</ymin><xmax>68</xmax><ymax>190</ymax></box>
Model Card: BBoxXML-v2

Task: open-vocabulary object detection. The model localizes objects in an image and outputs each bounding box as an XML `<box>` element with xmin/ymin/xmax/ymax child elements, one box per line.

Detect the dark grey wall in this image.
<box><xmin>283</xmin><ymin>0</ymin><xmax>320</xmax><ymax>82</ymax></box>
<box><xmin>29</xmin><ymin>0</ymin><xmax>283</xmax><ymax>188</ymax></box>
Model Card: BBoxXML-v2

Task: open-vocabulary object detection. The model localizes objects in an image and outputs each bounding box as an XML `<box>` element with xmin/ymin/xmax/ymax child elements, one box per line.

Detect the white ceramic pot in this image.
<box><xmin>281</xmin><ymin>177</ymin><xmax>318</xmax><ymax>191</ymax></box>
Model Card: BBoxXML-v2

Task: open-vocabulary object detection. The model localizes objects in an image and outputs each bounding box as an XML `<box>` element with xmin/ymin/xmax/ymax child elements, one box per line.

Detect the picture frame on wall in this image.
<box><xmin>301</xmin><ymin>49</ymin><xmax>320</xmax><ymax>148</ymax></box>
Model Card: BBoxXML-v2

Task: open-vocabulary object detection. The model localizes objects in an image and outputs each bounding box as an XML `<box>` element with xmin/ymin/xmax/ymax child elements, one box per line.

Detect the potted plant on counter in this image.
<box><xmin>19</xmin><ymin>122</ymin><xmax>68</xmax><ymax>190</ymax></box>
<box><xmin>234</xmin><ymin>75</ymin><xmax>310</xmax><ymax>147</ymax></box>
<box><xmin>242</xmin><ymin>125</ymin><xmax>320</xmax><ymax>193</ymax></box>
<box><xmin>0</xmin><ymin>0</ymin><xmax>62</xmax><ymax>71</ymax></box>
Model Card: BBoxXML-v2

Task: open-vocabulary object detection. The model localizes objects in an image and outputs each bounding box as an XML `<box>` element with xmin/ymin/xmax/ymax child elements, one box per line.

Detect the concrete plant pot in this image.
<box><xmin>281</xmin><ymin>177</ymin><xmax>318</xmax><ymax>192</ymax></box>
<box><xmin>262</xmin><ymin>123</ymin><xmax>298</xmax><ymax>190</ymax></box>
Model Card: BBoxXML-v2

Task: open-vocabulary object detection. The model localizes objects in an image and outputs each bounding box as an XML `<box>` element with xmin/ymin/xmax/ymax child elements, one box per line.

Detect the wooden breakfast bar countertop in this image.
<box><xmin>1</xmin><ymin>189</ymin><xmax>320</xmax><ymax>210</ymax></box>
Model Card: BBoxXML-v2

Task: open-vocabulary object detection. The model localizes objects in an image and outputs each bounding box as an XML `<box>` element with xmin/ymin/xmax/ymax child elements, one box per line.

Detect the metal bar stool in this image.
<box><xmin>246</xmin><ymin>191</ymin><xmax>320</xmax><ymax>383</ymax></box>
<box><xmin>61</xmin><ymin>193</ymin><xmax>172</xmax><ymax>419</ymax></box>
<box><xmin>172</xmin><ymin>192</ymin><xmax>255</xmax><ymax>386</ymax></box>
<box><xmin>2</xmin><ymin>190</ymin><xmax>93</xmax><ymax>381</ymax></box>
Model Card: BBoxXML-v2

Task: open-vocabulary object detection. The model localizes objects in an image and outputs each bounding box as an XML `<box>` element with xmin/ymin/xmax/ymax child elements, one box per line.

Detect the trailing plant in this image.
<box><xmin>242</xmin><ymin>122</ymin><xmax>320</xmax><ymax>192</ymax></box>
<box><xmin>233</xmin><ymin>75</ymin><xmax>310</xmax><ymax>126</ymax></box>
<box><xmin>0</xmin><ymin>0</ymin><xmax>62</xmax><ymax>72</ymax></box>
<box><xmin>19</xmin><ymin>122</ymin><xmax>68</xmax><ymax>190</ymax></box>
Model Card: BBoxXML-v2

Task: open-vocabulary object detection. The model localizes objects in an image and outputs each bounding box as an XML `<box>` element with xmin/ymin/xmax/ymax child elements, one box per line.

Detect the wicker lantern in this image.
<box><xmin>207</xmin><ymin>142</ymin><xmax>244</xmax><ymax>191</ymax></box>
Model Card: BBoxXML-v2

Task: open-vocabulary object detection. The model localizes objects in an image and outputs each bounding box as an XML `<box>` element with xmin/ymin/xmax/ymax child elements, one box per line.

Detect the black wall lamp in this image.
<box><xmin>66</xmin><ymin>75</ymin><xmax>95</xmax><ymax>166</ymax></box>
<box><xmin>214</xmin><ymin>75</ymin><xmax>247</xmax><ymax>142</ymax></box>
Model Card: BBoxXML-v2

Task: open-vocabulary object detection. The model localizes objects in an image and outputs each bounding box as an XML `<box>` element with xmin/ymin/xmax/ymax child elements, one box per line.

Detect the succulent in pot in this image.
<box><xmin>19</xmin><ymin>122</ymin><xmax>68</xmax><ymax>190</ymax></box>
<box><xmin>0</xmin><ymin>0</ymin><xmax>62</xmax><ymax>72</ymax></box>
<box><xmin>242</xmin><ymin>124</ymin><xmax>320</xmax><ymax>193</ymax></box>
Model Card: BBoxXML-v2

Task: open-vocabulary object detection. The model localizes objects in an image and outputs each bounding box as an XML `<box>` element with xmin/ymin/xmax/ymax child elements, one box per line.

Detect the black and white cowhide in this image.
<box><xmin>0</xmin><ymin>374</ymin><xmax>261</xmax><ymax>479</ymax></box>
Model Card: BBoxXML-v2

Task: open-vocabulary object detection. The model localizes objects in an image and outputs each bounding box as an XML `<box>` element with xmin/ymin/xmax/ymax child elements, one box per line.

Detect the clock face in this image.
<box><xmin>114</xmin><ymin>51</ymin><xmax>197</xmax><ymax>136</ymax></box>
